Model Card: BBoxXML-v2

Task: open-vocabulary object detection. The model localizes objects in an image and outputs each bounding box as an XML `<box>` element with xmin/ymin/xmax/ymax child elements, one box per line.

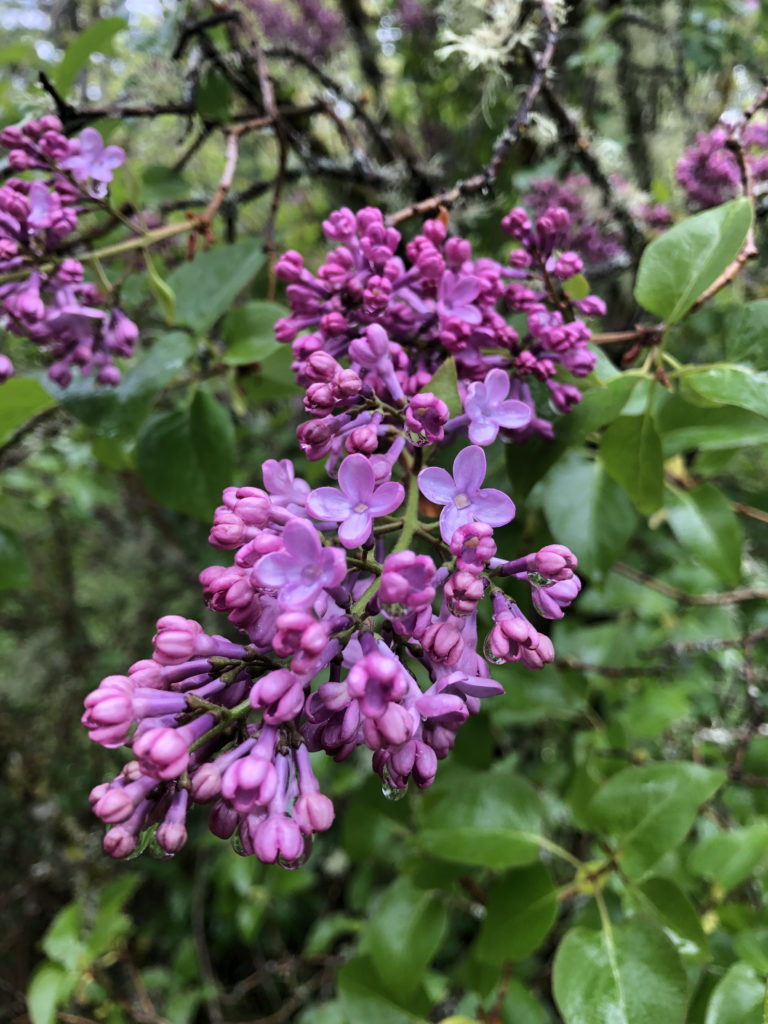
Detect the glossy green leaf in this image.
<box><xmin>564</xmin><ymin>374</ymin><xmax>641</xmax><ymax>439</ymax></box>
<box><xmin>145</xmin><ymin>250</ymin><xmax>176</xmax><ymax>325</ymax></box>
<box><xmin>704</xmin><ymin>963</ymin><xmax>764</xmax><ymax>1024</ymax></box>
<box><xmin>688</xmin><ymin>822</ymin><xmax>768</xmax><ymax>890</ymax></box>
<box><xmin>496</xmin><ymin>981</ymin><xmax>548</xmax><ymax>1024</ymax></box>
<box><xmin>531</xmin><ymin>451</ymin><xmax>639</xmax><ymax>578</ymax></box>
<box><xmin>136</xmin><ymin>389</ymin><xmax>235</xmax><ymax>520</ymax></box>
<box><xmin>168</xmin><ymin>241</ymin><xmax>266</xmax><ymax>333</ymax></box>
<box><xmin>563</xmin><ymin>273</ymin><xmax>590</xmax><ymax>299</ymax></box>
<box><xmin>725</xmin><ymin>300</ymin><xmax>768</xmax><ymax>369</ymax></box>
<box><xmin>600</xmin><ymin>415</ymin><xmax>664</xmax><ymax>515</ymax></box>
<box><xmin>553</xmin><ymin>918</ymin><xmax>688</xmax><ymax>1024</ymax></box>
<box><xmin>41</xmin><ymin>902</ymin><xmax>83</xmax><ymax>971</ymax></box>
<box><xmin>0</xmin><ymin>377</ymin><xmax>56</xmax><ymax>446</ymax></box>
<box><xmin>587</xmin><ymin>762</ymin><xmax>725</xmax><ymax>879</ymax></box>
<box><xmin>681</xmin><ymin>365</ymin><xmax>768</xmax><ymax>417</ymax></box>
<box><xmin>45</xmin><ymin>332</ymin><xmax>195</xmax><ymax>438</ymax></box>
<box><xmin>634</xmin><ymin>199</ymin><xmax>752</xmax><ymax>323</ymax></box>
<box><xmin>53</xmin><ymin>18</ymin><xmax>127</xmax><ymax>96</ymax></box>
<box><xmin>27</xmin><ymin>963</ymin><xmax>73</xmax><ymax>1024</ymax></box>
<box><xmin>636</xmin><ymin>877</ymin><xmax>707</xmax><ymax>953</ymax></box>
<box><xmin>0</xmin><ymin>526</ymin><xmax>31</xmax><ymax>590</ymax></box>
<box><xmin>423</xmin><ymin>357</ymin><xmax>462</xmax><ymax>417</ymax></box>
<box><xmin>474</xmin><ymin>863</ymin><xmax>557</xmax><ymax>965</ymax></box>
<box><xmin>665</xmin><ymin>483</ymin><xmax>742</xmax><ymax>586</ymax></box>
<box><xmin>734</xmin><ymin>929</ymin><xmax>768</xmax><ymax>974</ymax></box>
<box><xmin>337</xmin><ymin>956</ymin><xmax>427</xmax><ymax>1024</ymax></box>
<box><xmin>221</xmin><ymin>301</ymin><xmax>286</xmax><ymax>365</ymax></box>
<box><xmin>368</xmin><ymin>877</ymin><xmax>448</xmax><ymax>999</ymax></box>
<box><xmin>417</xmin><ymin>769</ymin><xmax>543</xmax><ymax>869</ymax></box>
<box><xmin>655</xmin><ymin>396</ymin><xmax>768</xmax><ymax>455</ymax></box>
<box><xmin>195</xmin><ymin>71</ymin><xmax>234</xmax><ymax>120</ymax></box>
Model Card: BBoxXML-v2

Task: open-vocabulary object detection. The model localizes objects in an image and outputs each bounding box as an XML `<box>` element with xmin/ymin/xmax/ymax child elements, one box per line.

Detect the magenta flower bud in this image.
<box><xmin>253</xmin><ymin>815</ymin><xmax>305</xmax><ymax>865</ymax></box>
<box><xmin>152</xmin><ymin>616</ymin><xmax>205</xmax><ymax>665</ymax></box>
<box><xmin>320</xmin><ymin>311</ymin><xmax>347</xmax><ymax>336</ymax></box>
<box><xmin>405</xmin><ymin>392</ymin><xmax>450</xmax><ymax>443</ymax></box>
<box><xmin>333</xmin><ymin>367</ymin><xmax>362</xmax><ymax>399</ymax></box>
<box><xmin>273</xmin><ymin>611</ymin><xmax>316</xmax><ymax>657</ymax></box>
<box><xmin>222</xmin><ymin>754</ymin><xmax>278</xmax><ymax>812</ymax></box>
<box><xmin>209</xmin><ymin>799</ymin><xmax>239</xmax><ymax>839</ymax></box>
<box><xmin>379</xmin><ymin>551</ymin><xmax>436</xmax><ymax>610</ymax></box>
<box><xmin>445</xmin><ymin>570</ymin><xmax>485</xmax><ymax>615</ymax></box>
<box><xmin>293</xmin><ymin>792</ymin><xmax>335</xmax><ymax>834</ymax></box>
<box><xmin>233</xmin><ymin>488</ymin><xmax>271</xmax><ymax>527</ymax></box>
<box><xmin>275</xmin><ymin>249</ymin><xmax>305</xmax><ymax>282</ymax></box>
<box><xmin>0</xmin><ymin>354</ymin><xmax>14</xmax><ymax>383</ymax></box>
<box><xmin>552</xmin><ymin>251</ymin><xmax>583</xmax><ymax>279</ymax></box>
<box><xmin>501</xmin><ymin>208</ymin><xmax>531</xmax><ymax>239</ymax></box>
<box><xmin>527</xmin><ymin>543</ymin><xmax>577</xmax><ymax>581</ymax></box>
<box><xmin>346</xmin><ymin>651</ymin><xmax>408</xmax><ymax>718</ymax></box>
<box><xmin>306</xmin><ymin>350</ymin><xmax>341</xmax><ymax>383</ymax></box>
<box><xmin>304</xmin><ymin>381</ymin><xmax>337</xmax><ymax>417</ymax></box>
<box><xmin>488</xmin><ymin>612</ymin><xmax>531</xmax><ymax>662</ymax></box>
<box><xmin>104</xmin><ymin>825</ymin><xmax>139</xmax><ymax>859</ymax></box>
<box><xmin>93</xmin><ymin>788</ymin><xmax>134</xmax><ymax>824</ymax></box>
<box><xmin>97</xmin><ymin>365</ymin><xmax>121</xmax><ymax>387</ymax></box>
<box><xmin>250</xmin><ymin>669</ymin><xmax>306</xmax><ymax>724</ymax></box>
<box><xmin>156</xmin><ymin>789</ymin><xmax>189</xmax><ymax>854</ymax></box>
<box><xmin>574</xmin><ymin>295</ymin><xmax>607</xmax><ymax>317</ymax></box>
<box><xmin>209</xmin><ymin>508</ymin><xmax>247</xmax><ymax>549</ymax></box>
<box><xmin>531</xmin><ymin>576</ymin><xmax>581</xmax><ymax>619</ymax></box>
<box><xmin>191</xmin><ymin>763</ymin><xmax>222</xmax><ymax>803</ymax></box>
<box><xmin>520</xmin><ymin>633</ymin><xmax>555</xmax><ymax>670</ymax></box>
<box><xmin>345</xmin><ymin>425</ymin><xmax>379</xmax><ymax>454</ymax></box>
<box><xmin>362</xmin><ymin>701</ymin><xmax>415</xmax><ymax>748</ymax></box>
<box><xmin>450</xmin><ymin>521</ymin><xmax>497</xmax><ymax>574</ymax></box>
<box><xmin>420</xmin><ymin>621</ymin><xmax>464</xmax><ymax>666</ymax></box>
<box><xmin>132</xmin><ymin>726</ymin><xmax>190</xmax><ymax>780</ymax></box>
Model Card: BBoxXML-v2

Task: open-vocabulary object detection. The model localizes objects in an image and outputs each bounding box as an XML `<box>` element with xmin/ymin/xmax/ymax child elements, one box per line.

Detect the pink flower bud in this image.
<box><xmin>445</xmin><ymin>570</ymin><xmax>485</xmax><ymax>615</ymax></box>
<box><xmin>405</xmin><ymin>392</ymin><xmax>450</xmax><ymax>443</ymax></box>
<box><xmin>293</xmin><ymin>792</ymin><xmax>335</xmax><ymax>834</ymax></box>
<box><xmin>420</xmin><ymin>621</ymin><xmax>464</xmax><ymax>666</ymax></box>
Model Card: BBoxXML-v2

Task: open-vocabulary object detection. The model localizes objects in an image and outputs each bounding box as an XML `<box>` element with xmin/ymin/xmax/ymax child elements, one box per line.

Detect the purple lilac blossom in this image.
<box><xmin>307</xmin><ymin>452</ymin><xmax>405</xmax><ymax>548</ymax></box>
<box><xmin>417</xmin><ymin>445</ymin><xmax>515</xmax><ymax>542</ymax></box>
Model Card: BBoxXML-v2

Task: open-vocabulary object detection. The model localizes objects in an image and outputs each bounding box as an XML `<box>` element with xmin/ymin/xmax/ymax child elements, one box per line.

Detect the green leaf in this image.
<box><xmin>587</xmin><ymin>762</ymin><xmax>726</xmax><ymax>879</ymax></box>
<box><xmin>636</xmin><ymin>877</ymin><xmax>707</xmax><ymax>953</ymax></box>
<box><xmin>27</xmin><ymin>963</ymin><xmax>74</xmax><ymax>1024</ymax></box>
<box><xmin>195</xmin><ymin>71</ymin><xmax>234</xmax><ymax>120</ymax></box>
<box><xmin>666</xmin><ymin>483</ymin><xmax>742</xmax><ymax>586</ymax></box>
<box><xmin>725</xmin><ymin>300</ymin><xmax>768</xmax><ymax>369</ymax></box>
<box><xmin>53</xmin><ymin>18</ymin><xmax>127</xmax><ymax>97</ymax></box>
<box><xmin>145</xmin><ymin>251</ymin><xmax>176</xmax><ymax>325</ymax></box>
<box><xmin>634</xmin><ymin>199</ymin><xmax>752</xmax><ymax>323</ymax></box>
<box><xmin>417</xmin><ymin>769</ymin><xmax>543</xmax><ymax>869</ymax></box>
<box><xmin>423</xmin><ymin>357</ymin><xmax>462</xmax><ymax>417</ymax></box>
<box><xmin>0</xmin><ymin>526</ymin><xmax>31</xmax><ymax>590</ymax></box>
<box><xmin>368</xmin><ymin>878</ymin><xmax>448</xmax><ymax>999</ymax></box>
<box><xmin>337</xmin><ymin>956</ymin><xmax>428</xmax><ymax>1024</ymax></box>
<box><xmin>553</xmin><ymin>918</ymin><xmax>688</xmax><ymax>1024</ymax></box>
<box><xmin>474</xmin><ymin>863</ymin><xmax>558</xmax><ymax>965</ymax></box>
<box><xmin>0</xmin><ymin>378</ymin><xmax>56</xmax><ymax>446</ymax></box>
<box><xmin>168</xmin><ymin>241</ymin><xmax>265</xmax><ymax>333</ymax></box>
<box><xmin>221</xmin><ymin>302</ymin><xmax>286</xmax><ymax>365</ymax></box>
<box><xmin>564</xmin><ymin>374</ymin><xmax>642</xmax><ymax>439</ymax></box>
<box><xmin>136</xmin><ymin>389</ymin><xmax>235</xmax><ymax>520</ymax></box>
<box><xmin>681</xmin><ymin>365</ymin><xmax>768</xmax><ymax>417</ymax></box>
<box><xmin>655</xmin><ymin>396</ymin><xmax>768</xmax><ymax>455</ymax></box>
<box><xmin>41</xmin><ymin>902</ymin><xmax>83</xmax><ymax>971</ymax></box>
<box><xmin>704</xmin><ymin>963</ymin><xmax>764</xmax><ymax>1024</ymax></box>
<box><xmin>688</xmin><ymin>822</ymin><xmax>768</xmax><ymax>890</ymax></box>
<box><xmin>46</xmin><ymin>332</ymin><xmax>195</xmax><ymax>439</ymax></box>
<box><xmin>563</xmin><ymin>273</ymin><xmax>590</xmax><ymax>300</ymax></box>
<box><xmin>304</xmin><ymin>913</ymin><xmax>362</xmax><ymax>956</ymax></box>
<box><xmin>530</xmin><ymin>451</ymin><xmax>639</xmax><ymax>578</ymax></box>
<box><xmin>599</xmin><ymin>415</ymin><xmax>664</xmax><ymax>515</ymax></box>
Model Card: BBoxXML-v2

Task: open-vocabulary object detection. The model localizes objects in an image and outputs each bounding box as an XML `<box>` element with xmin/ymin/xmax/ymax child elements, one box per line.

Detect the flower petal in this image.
<box><xmin>452</xmin><ymin>444</ymin><xmax>486</xmax><ymax>495</ymax></box>
<box><xmin>369</xmin><ymin>481</ymin><xmax>405</xmax><ymax>516</ymax></box>
<box><xmin>494</xmin><ymin>399</ymin><xmax>532</xmax><ymax>430</ymax></box>
<box><xmin>306</xmin><ymin>486</ymin><xmax>351</xmax><ymax>522</ymax></box>
<box><xmin>483</xmin><ymin>367</ymin><xmax>511</xmax><ymax>405</ymax></box>
<box><xmin>282</xmin><ymin>518</ymin><xmax>321</xmax><ymax>563</ymax></box>
<box><xmin>417</xmin><ymin>466</ymin><xmax>455</xmax><ymax>505</ymax></box>
<box><xmin>439</xmin><ymin>502</ymin><xmax>471</xmax><ymax>543</ymax></box>
<box><xmin>338</xmin><ymin>510</ymin><xmax>372</xmax><ymax>549</ymax></box>
<box><xmin>472</xmin><ymin>487</ymin><xmax>515</xmax><ymax>527</ymax></box>
<box><xmin>468</xmin><ymin>418</ymin><xmax>498</xmax><ymax>446</ymax></box>
<box><xmin>253</xmin><ymin>550</ymin><xmax>296</xmax><ymax>588</ymax></box>
<box><xmin>278</xmin><ymin>578</ymin><xmax>321</xmax><ymax>609</ymax></box>
<box><xmin>338</xmin><ymin>453</ymin><xmax>375</xmax><ymax>504</ymax></box>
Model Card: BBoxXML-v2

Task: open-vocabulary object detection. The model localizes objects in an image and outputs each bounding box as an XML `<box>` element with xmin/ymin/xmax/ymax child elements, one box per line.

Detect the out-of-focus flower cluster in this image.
<box><xmin>676</xmin><ymin>120</ymin><xmax>768</xmax><ymax>210</ymax></box>
<box><xmin>84</xmin><ymin>206</ymin><xmax>588</xmax><ymax>867</ymax></box>
<box><xmin>522</xmin><ymin>173</ymin><xmax>671</xmax><ymax>273</ymax></box>
<box><xmin>0</xmin><ymin>117</ymin><xmax>137</xmax><ymax>387</ymax></box>
<box><xmin>244</xmin><ymin>0</ymin><xmax>344</xmax><ymax>61</ymax></box>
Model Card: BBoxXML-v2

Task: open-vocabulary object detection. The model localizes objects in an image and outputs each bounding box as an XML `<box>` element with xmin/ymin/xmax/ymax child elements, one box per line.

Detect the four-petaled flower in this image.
<box><xmin>418</xmin><ymin>444</ymin><xmax>515</xmax><ymax>542</ymax></box>
<box><xmin>252</xmin><ymin>518</ymin><xmax>346</xmax><ymax>607</ymax></box>
<box><xmin>307</xmin><ymin>453</ymin><xmax>404</xmax><ymax>548</ymax></box>
<box><xmin>464</xmin><ymin>368</ymin><xmax>531</xmax><ymax>445</ymax></box>
<box><xmin>61</xmin><ymin>128</ymin><xmax>125</xmax><ymax>198</ymax></box>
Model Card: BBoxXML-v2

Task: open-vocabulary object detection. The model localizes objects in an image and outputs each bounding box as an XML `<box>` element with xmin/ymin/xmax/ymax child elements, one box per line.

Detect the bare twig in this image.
<box><xmin>614</xmin><ymin>562</ymin><xmax>768</xmax><ymax>605</ymax></box>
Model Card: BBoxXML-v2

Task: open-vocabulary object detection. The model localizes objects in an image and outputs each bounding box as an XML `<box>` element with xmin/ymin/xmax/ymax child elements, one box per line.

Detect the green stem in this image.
<box><xmin>518</xmin><ymin>832</ymin><xmax>583</xmax><ymax>869</ymax></box>
<box><xmin>188</xmin><ymin>698</ymin><xmax>252</xmax><ymax>752</ymax></box>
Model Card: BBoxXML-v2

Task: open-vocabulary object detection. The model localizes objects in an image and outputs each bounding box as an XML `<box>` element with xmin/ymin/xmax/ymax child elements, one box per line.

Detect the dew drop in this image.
<box><xmin>230</xmin><ymin>830</ymin><xmax>246</xmax><ymax>856</ymax></box>
<box><xmin>381</xmin><ymin>766</ymin><xmax>408</xmax><ymax>801</ymax></box>
<box><xmin>148</xmin><ymin>832</ymin><xmax>175</xmax><ymax>860</ymax></box>
<box><xmin>482</xmin><ymin>634</ymin><xmax>505</xmax><ymax>665</ymax></box>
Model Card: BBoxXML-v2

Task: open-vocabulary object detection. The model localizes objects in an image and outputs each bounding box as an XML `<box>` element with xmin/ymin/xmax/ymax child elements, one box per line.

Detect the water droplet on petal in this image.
<box><xmin>483</xmin><ymin>634</ymin><xmax>505</xmax><ymax>665</ymax></box>
<box><xmin>381</xmin><ymin>766</ymin><xmax>408</xmax><ymax>801</ymax></box>
<box><xmin>231</xmin><ymin>830</ymin><xmax>246</xmax><ymax>856</ymax></box>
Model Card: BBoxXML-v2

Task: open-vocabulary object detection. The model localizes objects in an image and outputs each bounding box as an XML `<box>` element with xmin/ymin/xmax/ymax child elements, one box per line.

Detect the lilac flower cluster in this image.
<box><xmin>83</xmin><ymin>207</ymin><xmax>589</xmax><ymax>868</ymax></box>
<box><xmin>244</xmin><ymin>0</ymin><xmax>344</xmax><ymax>61</ymax></box>
<box><xmin>676</xmin><ymin>121</ymin><xmax>768</xmax><ymax>210</ymax></box>
<box><xmin>276</xmin><ymin>204</ymin><xmax>605</xmax><ymax>447</ymax></box>
<box><xmin>522</xmin><ymin>174</ymin><xmax>671</xmax><ymax>272</ymax></box>
<box><xmin>0</xmin><ymin>117</ymin><xmax>137</xmax><ymax>387</ymax></box>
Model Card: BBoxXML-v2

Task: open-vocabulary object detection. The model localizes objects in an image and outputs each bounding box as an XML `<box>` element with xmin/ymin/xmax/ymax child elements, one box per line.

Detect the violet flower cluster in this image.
<box><xmin>83</xmin><ymin>206</ymin><xmax>588</xmax><ymax>868</ymax></box>
<box><xmin>243</xmin><ymin>0</ymin><xmax>344</xmax><ymax>61</ymax></box>
<box><xmin>522</xmin><ymin>174</ymin><xmax>670</xmax><ymax>272</ymax></box>
<box><xmin>676</xmin><ymin>121</ymin><xmax>768</xmax><ymax>210</ymax></box>
<box><xmin>0</xmin><ymin>116</ymin><xmax>137</xmax><ymax>387</ymax></box>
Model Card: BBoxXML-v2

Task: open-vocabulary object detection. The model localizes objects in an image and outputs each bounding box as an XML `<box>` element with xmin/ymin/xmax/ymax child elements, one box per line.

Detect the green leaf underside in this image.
<box><xmin>0</xmin><ymin>377</ymin><xmax>56</xmax><ymax>447</ymax></box>
<box><xmin>600</xmin><ymin>415</ymin><xmax>664</xmax><ymax>515</ymax></box>
<box><xmin>681</xmin><ymin>365</ymin><xmax>768</xmax><ymax>418</ymax></box>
